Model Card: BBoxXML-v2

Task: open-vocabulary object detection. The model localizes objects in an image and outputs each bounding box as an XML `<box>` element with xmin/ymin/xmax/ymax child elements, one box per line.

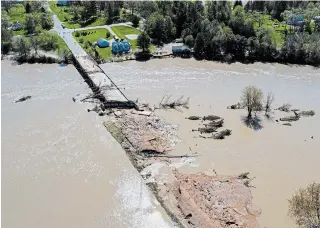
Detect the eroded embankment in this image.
<box><xmin>102</xmin><ymin>106</ymin><xmax>261</xmax><ymax>228</ymax></box>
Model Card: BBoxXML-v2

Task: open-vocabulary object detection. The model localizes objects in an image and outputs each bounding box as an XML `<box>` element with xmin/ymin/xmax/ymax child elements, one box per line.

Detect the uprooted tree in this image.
<box><xmin>288</xmin><ymin>182</ymin><xmax>320</xmax><ymax>228</ymax></box>
<box><xmin>241</xmin><ymin>86</ymin><xmax>263</xmax><ymax>118</ymax></box>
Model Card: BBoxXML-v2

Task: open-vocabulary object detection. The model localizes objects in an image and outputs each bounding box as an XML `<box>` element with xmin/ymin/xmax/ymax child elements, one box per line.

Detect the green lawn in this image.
<box><xmin>8</xmin><ymin>4</ymin><xmax>25</xmax><ymax>23</ymax></box>
<box><xmin>49</xmin><ymin>1</ymin><xmax>106</xmax><ymax>29</ymax></box>
<box><xmin>72</xmin><ymin>28</ymin><xmax>112</xmax><ymax>60</ymax></box>
<box><xmin>111</xmin><ymin>25</ymin><xmax>141</xmax><ymax>49</ymax></box>
<box><xmin>251</xmin><ymin>13</ymin><xmax>286</xmax><ymax>48</ymax></box>
<box><xmin>8</xmin><ymin>4</ymin><xmax>26</xmax><ymax>35</ymax></box>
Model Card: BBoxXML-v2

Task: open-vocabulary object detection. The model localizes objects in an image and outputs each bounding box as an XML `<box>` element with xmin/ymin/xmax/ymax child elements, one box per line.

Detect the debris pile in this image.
<box><xmin>168</xmin><ymin>173</ymin><xmax>261</xmax><ymax>228</ymax></box>
<box><xmin>187</xmin><ymin>115</ymin><xmax>232</xmax><ymax>140</ymax></box>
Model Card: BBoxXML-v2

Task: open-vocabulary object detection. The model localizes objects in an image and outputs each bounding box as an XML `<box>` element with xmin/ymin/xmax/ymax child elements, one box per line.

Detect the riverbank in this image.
<box><xmin>101</xmin><ymin>58</ymin><xmax>320</xmax><ymax>228</ymax></box>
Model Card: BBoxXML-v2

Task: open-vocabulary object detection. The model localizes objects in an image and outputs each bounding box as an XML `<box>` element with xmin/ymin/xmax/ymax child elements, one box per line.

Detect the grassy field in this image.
<box><xmin>111</xmin><ymin>25</ymin><xmax>141</xmax><ymax>49</ymax></box>
<box><xmin>8</xmin><ymin>4</ymin><xmax>26</xmax><ymax>35</ymax></box>
<box><xmin>251</xmin><ymin>14</ymin><xmax>286</xmax><ymax>47</ymax></box>
<box><xmin>49</xmin><ymin>1</ymin><xmax>106</xmax><ymax>29</ymax></box>
<box><xmin>72</xmin><ymin>28</ymin><xmax>112</xmax><ymax>60</ymax></box>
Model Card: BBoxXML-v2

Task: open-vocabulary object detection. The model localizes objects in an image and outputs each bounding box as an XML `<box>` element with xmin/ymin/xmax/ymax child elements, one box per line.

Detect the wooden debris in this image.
<box><xmin>283</xmin><ymin>123</ymin><xmax>292</xmax><ymax>126</ymax></box>
<box><xmin>198</xmin><ymin>127</ymin><xmax>218</xmax><ymax>134</ymax></box>
<box><xmin>186</xmin><ymin>116</ymin><xmax>201</xmax><ymax>120</ymax></box>
<box><xmin>280</xmin><ymin>116</ymin><xmax>299</xmax><ymax>122</ymax></box>
<box><xmin>203</xmin><ymin>115</ymin><xmax>221</xmax><ymax>121</ymax></box>
<box><xmin>15</xmin><ymin>95</ymin><xmax>31</xmax><ymax>103</ymax></box>
<box><xmin>131</xmin><ymin>110</ymin><xmax>152</xmax><ymax>117</ymax></box>
<box><xmin>299</xmin><ymin>110</ymin><xmax>315</xmax><ymax>116</ymax></box>
<box><xmin>277</xmin><ymin>103</ymin><xmax>291</xmax><ymax>112</ymax></box>
<box><xmin>205</xmin><ymin>119</ymin><xmax>224</xmax><ymax>128</ymax></box>
<box><xmin>227</xmin><ymin>102</ymin><xmax>243</xmax><ymax>109</ymax></box>
<box><xmin>212</xmin><ymin>129</ymin><xmax>232</xmax><ymax>139</ymax></box>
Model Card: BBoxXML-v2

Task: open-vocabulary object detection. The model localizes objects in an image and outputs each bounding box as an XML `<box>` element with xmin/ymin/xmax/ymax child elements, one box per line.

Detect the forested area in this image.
<box><xmin>2</xmin><ymin>0</ymin><xmax>319</xmax><ymax>65</ymax></box>
<box><xmin>137</xmin><ymin>1</ymin><xmax>320</xmax><ymax>65</ymax></box>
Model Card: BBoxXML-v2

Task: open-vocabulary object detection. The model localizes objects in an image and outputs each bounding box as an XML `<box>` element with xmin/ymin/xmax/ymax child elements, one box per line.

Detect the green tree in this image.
<box><xmin>38</xmin><ymin>31</ymin><xmax>59</xmax><ymax>51</ymax></box>
<box><xmin>194</xmin><ymin>33</ymin><xmax>205</xmax><ymax>57</ymax></box>
<box><xmin>30</xmin><ymin>36</ymin><xmax>39</xmax><ymax>54</ymax></box>
<box><xmin>13</xmin><ymin>36</ymin><xmax>31</xmax><ymax>57</ymax></box>
<box><xmin>1</xmin><ymin>10</ymin><xmax>13</xmax><ymax>53</ymax></box>
<box><xmin>146</xmin><ymin>13</ymin><xmax>165</xmax><ymax>45</ymax></box>
<box><xmin>241</xmin><ymin>86</ymin><xmax>264</xmax><ymax>118</ymax></box>
<box><xmin>137</xmin><ymin>1</ymin><xmax>158</xmax><ymax>19</ymax></box>
<box><xmin>41</xmin><ymin>13</ymin><xmax>53</xmax><ymax>30</ymax></box>
<box><xmin>137</xmin><ymin>32</ymin><xmax>150</xmax><ymax>53</ymax></box>
<box><xmin>184</xmin><ymin>35</ymin><xmax>194</xmax><ymax>47</ymax></box>
<box><xmin>25</xmin><ymin>2</ymin><xmax>31</xmax><ymax>13</ymax></box>
<box><xmin>25</xmin><ymin>14</ymin><xmax>38</xmax><ymax>34</ymax></box>
<box><xmin>132</xmin><ymin>15</ymin><xmax>139</xmax><ymax>28</ymax></box>
<box><xmin>288</xmin><ymin>183</ymin><xmax>320</xmax><ymax>228</ymax></box>
<box><xmin>215</xmin><ymin>1</ymin><xmax>232</xmax><ymax>24</ymax></box>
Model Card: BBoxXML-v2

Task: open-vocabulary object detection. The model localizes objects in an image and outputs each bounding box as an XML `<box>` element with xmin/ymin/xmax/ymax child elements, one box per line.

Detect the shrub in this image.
<box><xmin>288</xmin><ymin>183</ymin><xmax>320</xmax><ymax>228</ymax></box>
<box><xmin>79</xmin><ymin>38</ymin><xmax>84</xmax><ymax>44</ymax></box>
<box><xmin>106</xmin><ymin>30</ymin><xmax>111</xmax><ymax>38</ymax></box>
<box><xmin>75</xmin><ymin>31</ymin><xmax>80</xmax><ymax>37</ymax></box>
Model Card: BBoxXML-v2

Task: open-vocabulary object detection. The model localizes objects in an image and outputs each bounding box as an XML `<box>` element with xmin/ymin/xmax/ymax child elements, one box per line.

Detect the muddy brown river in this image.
<box><xmin>101</xmin><ymin>58</ymin><xmax>320</xmax><ymax>228</ymax></box>
<box><xmin>2</xmin><ymin>58</ymin><xmax>319</xmax><ymax>228</ymax></box>
<box><xmin>1</xmin><ymin>60</ymin><xmax>173</xmax><ymax>228</ymax></box>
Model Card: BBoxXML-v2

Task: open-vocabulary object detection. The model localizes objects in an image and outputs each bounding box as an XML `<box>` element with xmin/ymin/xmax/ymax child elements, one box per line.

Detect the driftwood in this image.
<box><xmin>212</xmin><ymin>129</ymin><xmax>232</xmax><ymax>139</ymax></box>
<box><xmin>283</xmin><ymin>123</ymin><xmax>292</xmax><ymax>126</ymax></box>
<box><xmin>277</xmin><ymin>103</ymin><xmax>291</xmax><ymax>112</ymax></box>
<box><xmin>299</xmin><ymin>110</ymin><xmax>315</xmax><ymax>116</ymax></box>
<box><xmin>15</xmin><ymin>95</ymin><xmax>31</xmax><ymax>103</ymax></box>
<box><xmin>204</xmin><ymin>119</ymin><xmax>224</xmax><ymax>128</ymax></box>
<box><xmin>227</xmin><ymin>102</ymin><xmax>243</xmax><ymax>109</ymax></box>
<box><xmin>159</xmin><ymin>94</ymin><xmax>189</xmax><ymax>109</ymax></box>
<box><xmin>185</xmin><ymin>116</ymin><xmax>201</xmax><ymax>120</ymax></box>
<box><xmin>280</xmin><ymin>115</ymin><xmax>299</xmax><ymax>122</ymax></box>
<box><xmin>193</xmin><ymin>127</ymin><xmax>218</xmax><ymax>134</ymax></box>
<box><xmin>238</xmin><ymin>172</ymin><xmax>250</xmax><ymax>179</ymax></box>
<box><xmin>203</xmin><ymin>115</ymin><xmax>221</xmax><ymax>121</ymax></box>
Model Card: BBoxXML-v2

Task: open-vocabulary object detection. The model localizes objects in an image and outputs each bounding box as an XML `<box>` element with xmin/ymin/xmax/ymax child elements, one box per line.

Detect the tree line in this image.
<box><xmin>137</xmin><ymin>1</ymin><xmax>320</xmax><ymax>65</ymax></box>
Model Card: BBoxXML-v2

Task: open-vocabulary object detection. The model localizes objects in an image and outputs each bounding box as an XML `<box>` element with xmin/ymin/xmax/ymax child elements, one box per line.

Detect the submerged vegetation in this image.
<box><xmin>288</xmin><ymin>183</ymin><xmax>320</xmax><ymax>228</ymax></box>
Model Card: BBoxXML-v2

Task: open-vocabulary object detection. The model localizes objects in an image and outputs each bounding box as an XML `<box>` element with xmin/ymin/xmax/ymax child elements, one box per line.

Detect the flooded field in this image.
<box><xmin>102</xmin><ymin>58</ymin><xmax>320</xmax><ymax>228</ymax></box>
<box><xmin>1</xmin><ymin>60</ymin><xmax>173</xmax><ymax>228</ymax></box>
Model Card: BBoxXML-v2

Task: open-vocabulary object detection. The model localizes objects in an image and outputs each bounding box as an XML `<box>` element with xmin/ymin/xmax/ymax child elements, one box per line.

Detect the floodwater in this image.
<box><xmin>102</xmin><ymin>58</ymin><xmax>320</xmax><ymax>228</ymax></box>
<box><xmin>1</xmin><ymin>60</ymin><xmax>174</xmax><ymax>228</ymax></box>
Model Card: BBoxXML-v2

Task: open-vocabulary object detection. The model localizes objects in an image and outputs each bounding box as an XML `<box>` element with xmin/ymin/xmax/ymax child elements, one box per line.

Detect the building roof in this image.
<box><xmin>172</xmin><ymin>45</ymin><xmax>191</xmax><ymax>53</ymax></box>
<box><xmin>112</xmin><ymin>40</ymin><xmax>131</xmax><ymax>53</ymax></box>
